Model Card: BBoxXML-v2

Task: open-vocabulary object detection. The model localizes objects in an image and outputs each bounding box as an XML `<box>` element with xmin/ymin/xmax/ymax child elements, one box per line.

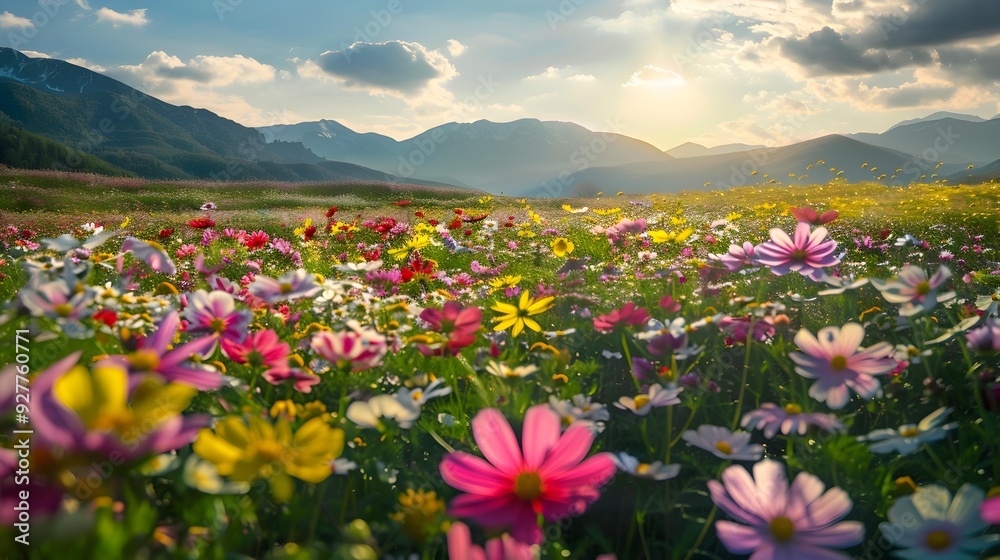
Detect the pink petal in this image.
<box><xmin>522</xmin><ymin>404</ymin><xmax>561</xmax><ymax>470</ymax></box>
<box><xmin>715</xmin><ymin>520</ymin><xmax>763</xmax><ymax>554</ymax></box>
<box><xmin>793</xmin><ymin>329</ymin><xmax>828</xmax><ymax>360</ymax></box>
<box><xmin>440</xmin><ymin>452</ymin><xmax>511</xmax><ymax>495</ymax></box>
<box><xmin>545</xmin><ymin>453</ymin><xmax>616</xmax><ymax>489</ymax></box>
<box><xmin>472</xmin><ymin>408</ymin><xmax>523</xmax><ymax>475</ymax></box>
<box><xmin>805</xmin><ymin>487</ymin><xmax>853</xmax><ymax>527</ymax></box>
<box><xmin>797</xmin><ymin>520</ymin><xmax>864</xmax><ymax>547</ymax></box>
<box><xmin>833</xmin><ymin>323</ymin><xmax>865</xmax><ymax>356</ymax></box>
<box><xmin>752</xmin><ymin>459</ymin><xmax>789</xmax><ymax>519</ymax></box>
<box><xmin>539</xmin><ymin>424</ymin><xmax>595</xmax><ymax>475</ymax></box>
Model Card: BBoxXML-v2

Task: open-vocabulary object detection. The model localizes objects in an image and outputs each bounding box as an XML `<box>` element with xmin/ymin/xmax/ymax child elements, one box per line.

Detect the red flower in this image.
<box><xmin>303</xmin><ymin>225</ymin><xmax>317</xmax><ymax>241</ymax></box>
<box><xmin>402</xmin><ymin>257</ymin><xmax>437</xmax><ymax>283</ymax></box>
<box><xmin>92</xmin><ymin>309</ymin><xmax>118</xmax><ymax>327</ymax></box>
<box><xmin>593</xmin><ymin>302</ymin><xmax>650</xmax><ymax>333</ymax></box>
<box><xmin>462</xmin><ymin>212</ymin><xmax>489</xmax><ymax>223</ymax></box>
<box><xmin>325</xmin><ymin>206</ymin><xmax>339</xmax><ymax>218</ymax></box>
<box><xmin>428</xmin><ymin>219</ymin><xmax>439</xmax><ymax>226</ymax></box>
<box><xmin>418</xmin><ymin>301</ymin><xmax>483</xmax><ymax>356</ymax></box>
<box><xmin>464</xmin><ymin>229</ymin><xmax>473</xmax><ymax>236</ymax></box>
<box><xmin>415</xmin><ymin>211</ymin><xmax>425</xmax><ymax>218</ymax></box>
<box><xmin>243</xmin><ymin>230</ymin><xmax>270</xmax><ymax>251</ymax></box>
<box><xmin>189</xmin><ymin>216</ymin><xmax>216</xmax><ymax>229</ymax></box>
<box><xmin>392</xmin><ymin>199</ymin><xmax>412</xmax><ymax>207</ymax></box>
<box><xmin>158</xmin><ymin>227</ymin><xmax>174</xmax><ymax>239</ymax></box>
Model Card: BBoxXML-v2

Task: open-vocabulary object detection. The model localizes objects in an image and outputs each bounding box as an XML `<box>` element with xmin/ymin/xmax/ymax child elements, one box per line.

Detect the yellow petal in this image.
<box><xmin>511</xmin><ymin>319</ymin><xmax>524</xmax><ymax>337</ymax></box>
<box><xmin>52</xmin><ymin>366</ymin><xmax>96</xmax><ymax>419</ymax></box>
<box><xmin>193</xmin><ymin>429</ymin><xmax>242</xmax><ymax>475</ymax></box>
<box><xmin>522</xmin><ymin>317</ymin><xmax>541</xmax><ymax>333</ymax></box>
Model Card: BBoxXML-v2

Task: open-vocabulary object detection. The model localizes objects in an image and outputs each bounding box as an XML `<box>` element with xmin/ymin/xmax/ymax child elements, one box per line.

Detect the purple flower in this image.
<box><xmin>249</xmin><ymin>269</ymin><xmax>322</xmax><ymax>304</ymax></box>
<box><xmin>741</xmin><ymin>403</ymin><xmax>845</xmax><ymax>439</ymax></box>
<box><xmin>709</xmin><ymin>459</ymin><xmax>864</xmax><ymax>559</ymax></box>
<box><xmin>966</xmin><ymin>318</ymin><xmax>1000</xmax><ymax>355</ymax></box>
<box><xmin>711</xmin><ymin>242</ymin><xmax>759</xmax><ymax>272</ymax></box>
<box><xmin>111</xmin><ymin>311</ymin><xmax>223</xmax><ymax>390</ymax></box>
<box><xmin>183</xmin><ymin>289</ymin><xmax>251</xmax><ymax>343</ymax></box>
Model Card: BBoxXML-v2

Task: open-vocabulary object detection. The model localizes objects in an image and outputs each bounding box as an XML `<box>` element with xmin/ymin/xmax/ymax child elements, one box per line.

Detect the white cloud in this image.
<box><xmin>115</xmin><ymin>51</ymin><xmax>276</xmax><ymax>88</ymax></box>
<box><xmin>524</xmin><ymin>66</ymin><xmax>596</xmax><ymax>82</ymax></box>
<box><xmin>95</xmin><ymin>7</ymin><xmax>149</xmax><ymax>28</ymax></box>
<box><xmin>105</xmin><ymin>51</ymin><xmax>278</xmax><ymax>125</ymax></box>
<box><xmin>584</xmin><ymin>8</ymin><xmax>671</xmax><ymax>34</ymax></box>
<box><xmin>74</xmin><ymin>0</ymin><xmax>92</xmax><ymax>10</ymax></box>
<box><xmin>21</xmin><ymin>50</ymin><xmax>51</xmax><ymax>59</ymax></box>
<box><xmin>0</xmin><ymin>11</ymin><xmax>33</xmax><ymax>29</ymax></box>
<box><xmin>622</xmin><ymin>65</ymin><xmax>687</xmax><ymax>88</ymax></box>
<box><xmin>446</xmin><ymin>39</ymin><xmax>467</xmax><ymax>57</ymax></box>
<box><xmin>66</xmin><ymin>58</ymin><xmax>106</xmax><ymax>72</ymax></box>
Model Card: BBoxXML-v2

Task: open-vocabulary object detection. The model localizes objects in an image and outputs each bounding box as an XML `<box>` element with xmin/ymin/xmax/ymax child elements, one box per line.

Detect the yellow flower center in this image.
<box><xmin>715</xmin><ymin>441</ymin><xmax>733</xmax><ymax>455</ymax></box>
<box><xmin>925</xmin><ymin>530</ymin><xmax>951</xmax><ymax>551</ymax></box>
<box><xmin>54</xmin><ymin>303</ymin><xmax>74</xmax><ymax>317</ymax></box>
<box><xmin>90</xmin><ymin>409</ymin><xmax>135</xmax><ymax>433</ymax></box>
<box><xmin>915</xmin><ymin>281</ymin><xmax>931</xmax><ymax>296</ymax></box>
<box><xmin>907</xmin><ymin>346</ymin><xmax>920</xmax><ymax>357</ymax></box>
<box><xmin>255</xmin><ymin>440</ymin><xmax>284</xmax><ymax>462</ymax></box>
<box><xmin>769</xmin><ymin>516</ymin><xmax>795</xmax><ymax>542</ymax></box>
<box><xmin>634</xmin><ymin>395</ymin><xmax>651</xmax><ymax>409</ymax></box>
<box><xmin>411</xmin><ymin>390</ymin><xmax>423</xmax><ymax>402</ymax></box>
<box><xmin>209</xmin><ymin>318</ymin><xmax>227</xmax><ymax>333</ymax></box>
<box><xmin>561</xmin><ymin>416</ymin><xmax>574</xmax><ymax>426</ymax></box>
<box><xmin>830</xmin><ymin>355</ymin><xmax>848</xmax><ymax>370</ymax></box>
<box><xmin>790</xmin><ymin>249</ymin><xmax>808</xmax><ymax>261</ymax></box>
<box><xmin>513</xmin><ymin>471</ymin><xmax>543</xmax><ymax>500</ymax></box>
<box><xmin>636</xmin><ymin>463</ymin><xmax>651</xmax><ymax>475</ymax></box>
<box><xmin>279</xmin><ymin>282</ymin><xmax>294</xmax><ymax>294</ymax></box>
<box><xmin>899</xmin><ymin>426</ymin><xmax>920</xmax><ymax>438</ymax></box>
<box><xmin>128</xmin><ymin>350</ymin><xmax>161</xmax><ymax>371</ymax></box>
<box><xmin>784</xmin><ymin>403</ymin><xmax>803</xmax><ymax>415</ymax></box>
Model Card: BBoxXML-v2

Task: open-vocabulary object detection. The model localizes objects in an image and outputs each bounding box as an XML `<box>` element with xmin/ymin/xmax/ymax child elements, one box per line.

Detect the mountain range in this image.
<box><xmin>1</xmin><ymin>47</ymin><xmax>999</xmax><ymax>196</ymax></box>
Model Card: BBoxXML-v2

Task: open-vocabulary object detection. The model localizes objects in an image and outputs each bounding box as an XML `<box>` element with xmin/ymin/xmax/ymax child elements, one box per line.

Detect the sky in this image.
<box><xmin>2</xmin><ymin>0</ymin><xmax>1000</xmax><ymax>150</ymax></box>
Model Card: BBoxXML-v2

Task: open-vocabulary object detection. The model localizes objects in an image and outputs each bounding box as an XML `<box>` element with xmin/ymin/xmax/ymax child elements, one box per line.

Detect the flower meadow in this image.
<box><xmin>2</xmin><ymin>172</ymin><xmax>1000</xmax><ymax>559</ymax></box>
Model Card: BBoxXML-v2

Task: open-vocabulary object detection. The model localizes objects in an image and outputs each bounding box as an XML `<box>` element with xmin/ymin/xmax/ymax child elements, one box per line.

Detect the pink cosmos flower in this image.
<box><xmin>182</xmin><ymin>289</ymin><xmax>251</xmax><ymax>343</ymax></box>
<box><xmin>221</xmin><ymin>329</ymin><xmax>289</xmax><ymax>371</ymax></box>
<box><xmin>711</xmin><ymin>242</ymin><xmax>759</xmax><ymax>272</ymax></box>
<box><xmin>789</xmin><ymin>323</ymin><xmax>896</xmax><ymax>410</ymax></box>
<box><xmin>419</xmin><ymin>301</ymin><xmax>482</xmax><ymax>356</ymax></box>
<box><xmin>439</xmin><ymin>405</ymin><xmax>616</xmax><ymax>544</ymax></box>
<box><xmin>310</xmin><ymin>321</ymin><xmax>388</xmax><ymax>371</ymax></box>
<box><xmin>262</xmin><ymin>368</ymin><xmax>321</xmax><ymax>393</ymax></box>
<box><xmin>709</xmin><ymin>459</ymin><xmax>863</xmax><ymax>559</ymax></box>
<box><xmin>756</xmin><ymin>222</ymin><xmax>840</xmax><ymax>280</ymax></box>
<box><xmin>593</xmin><ymin>302</ymin><xmax>650</xmax><ymax>333</ymax></box>
<box><xmin>740</xmin><ymin>403</ymin><xmax>846</xmax><ymax>439</ymax></box>
<box><xmin>446</xmin><ymin>521</ymin><xmax>535</xmax><ymax>560</ymax></box>
<box><xmin>870</xmin><ymin>265</ymin><xmax>955</xmax><ymax>317</ymax></box>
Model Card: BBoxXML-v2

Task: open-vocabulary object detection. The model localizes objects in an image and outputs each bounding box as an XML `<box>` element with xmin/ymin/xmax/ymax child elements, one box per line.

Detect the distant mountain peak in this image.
<box><xmin>886</xmin><ymin>111</ymin><xmax>986</xmax><ymax>132</ymax></box>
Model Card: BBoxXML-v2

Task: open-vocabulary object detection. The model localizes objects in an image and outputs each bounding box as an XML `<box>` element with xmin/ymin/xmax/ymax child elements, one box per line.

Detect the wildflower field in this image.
<box><xmin>2</xmin><ymin>168</ymin><xmax>1000</xmax><ymax>559</ymax></box>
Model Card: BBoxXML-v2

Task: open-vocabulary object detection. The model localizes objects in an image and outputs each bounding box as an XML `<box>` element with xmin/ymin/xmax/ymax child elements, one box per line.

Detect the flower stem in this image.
<box><xmin>731</xmin><ymin>323</ymin><xmax>754</xmax><ymax>430</ymax></box>
<box><xmin>682</xmin><ymin>504</ymin><xmax>717</xmax><ymax>560</ymax></box>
